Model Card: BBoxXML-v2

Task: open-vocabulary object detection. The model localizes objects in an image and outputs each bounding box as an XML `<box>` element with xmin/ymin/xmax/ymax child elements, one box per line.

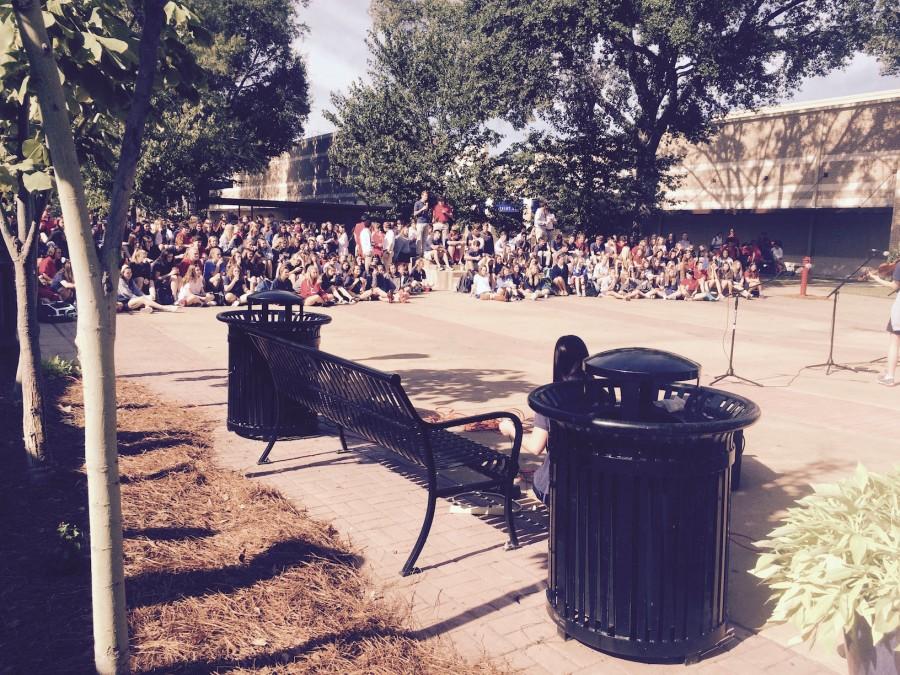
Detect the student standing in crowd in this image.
<box><xmin>869</xmin><ymin>265</ymin><xmax>900</xmax><ymax>387</ymax></box>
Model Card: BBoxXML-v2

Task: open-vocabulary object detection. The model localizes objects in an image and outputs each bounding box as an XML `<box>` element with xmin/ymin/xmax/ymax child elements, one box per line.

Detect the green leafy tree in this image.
<box><xmin>2</xmin><ymin>1</ymin><xmax>202</xmax><ymax>671</ymax></box>
<box><xmin>134</xmin><ymin>0</ymin><xmax>311</xmax><ymax>210</ymax></box>
<box><xmin>468</xmin><ymin>0</ymin><xmax>874</xmax><ymax>221</ymax></box>
<box><xmin>327</xmin><ymin>0</ymin><xmax>502</xmax><ymax>219</ymax></box>
<box><xmin>863</xmin><ymin>0</ymin><xmax>899</xmax><ymax>74</ymax></box>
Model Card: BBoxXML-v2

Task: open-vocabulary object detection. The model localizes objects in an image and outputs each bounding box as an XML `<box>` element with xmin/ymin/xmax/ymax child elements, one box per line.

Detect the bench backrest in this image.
<box><xmin>248</xmin><ymin>331</ymin><xmax>429</xmax><ymax>466</ymax></box>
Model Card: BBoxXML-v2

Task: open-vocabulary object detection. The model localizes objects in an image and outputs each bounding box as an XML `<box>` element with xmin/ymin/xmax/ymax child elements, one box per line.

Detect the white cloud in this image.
<box><xmin>790</xmin><ymin>53</ymin><xmax>900</xmax><ymax>103</ymax></box>
<box><xmin>296</xmin><ymin>0</ymin><xmax>373</xmax><ymax>135</ymax></box>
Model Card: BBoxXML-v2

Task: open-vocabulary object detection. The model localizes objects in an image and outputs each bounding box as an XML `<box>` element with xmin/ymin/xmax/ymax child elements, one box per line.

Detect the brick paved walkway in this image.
<box><xmin>41</xmin><ymin>285</ymin><xmax>900</xmax><ymax>673</ymax></box>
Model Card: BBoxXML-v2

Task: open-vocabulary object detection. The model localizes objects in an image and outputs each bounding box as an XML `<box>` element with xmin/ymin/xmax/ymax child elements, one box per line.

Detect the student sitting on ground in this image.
<box><xmin>117</xmin><ymin>264</ymin><xmax>180</xmax><ymax>313</ymax></box>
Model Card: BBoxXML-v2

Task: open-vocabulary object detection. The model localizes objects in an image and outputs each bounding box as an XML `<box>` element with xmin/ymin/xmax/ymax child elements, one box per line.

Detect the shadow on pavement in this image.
<box><xmin>412</xmin><ymin>581</ymin><xmax>545</xmax><ymax>639</ymax></box>
<box><xmin>358</xmin><ymin>352</ymin><xmax>430</xmax><ymax>361</ymax></box>
<box><xmin>120</xmin><ymin>368</ymin><xmax>227</xmax><ymax>379</ymax></box>
<box><xmin>728</xmin><ymin>453</ymin><xmax>854</xmax><ymax>631</ymax></box>
<box><xmin>395</xmin><ymin>367</ymin><xmax>537</xmax><ymax>407</ymax></box>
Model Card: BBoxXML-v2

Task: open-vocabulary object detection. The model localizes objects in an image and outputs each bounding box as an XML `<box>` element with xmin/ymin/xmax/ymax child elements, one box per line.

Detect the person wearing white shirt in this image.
<box><xmin>470</xmin><ymin>265</ymin><xmax>508</xmax><ymax>301</ymax></box>
<box><xmin>337</xmin><ymin>225</ymin><xmax>349</xmax><ymax>257</ymax></box>
<box><xmin>533</xmin><ymin>201</ymin><xmax>548</xmax><ymax>240</ymax></box>
<box><xmin>360</xmin><ymin>222</ymin><xmax>373</xmax><ymax>270</ymax></box>
<box><xmin>382</xmin><ymin>222</ymin><xmax>396</xmax><ymax>268</ymax></box>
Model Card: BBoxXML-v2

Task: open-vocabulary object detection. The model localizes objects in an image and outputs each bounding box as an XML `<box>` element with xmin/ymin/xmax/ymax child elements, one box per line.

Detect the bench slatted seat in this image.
<box><xmin>247</xmin><ymin>330</ymin><xmax>523</xmax><ymax>576</ymax></box>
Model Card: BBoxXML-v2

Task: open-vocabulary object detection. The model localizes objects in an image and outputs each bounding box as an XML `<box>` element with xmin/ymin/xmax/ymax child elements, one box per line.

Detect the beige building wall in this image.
<box><xmin>664</xmin><ymin>91</ymin><xmax>900</xmax><ymax>247</ymax></box>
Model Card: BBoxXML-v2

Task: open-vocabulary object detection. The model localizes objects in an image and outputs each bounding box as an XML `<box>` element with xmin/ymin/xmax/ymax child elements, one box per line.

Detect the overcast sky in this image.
<box><xmin>296</xmin><ymin>0</ymin><xmax>900</xmax><ymax>137</ymax></box>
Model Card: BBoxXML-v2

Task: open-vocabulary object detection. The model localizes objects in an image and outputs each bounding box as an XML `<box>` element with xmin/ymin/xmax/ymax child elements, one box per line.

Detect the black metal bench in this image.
<box><xmin>246</xmin><ymin>330</ymin><xmax>523</xmax><ymax>576</ymax></box>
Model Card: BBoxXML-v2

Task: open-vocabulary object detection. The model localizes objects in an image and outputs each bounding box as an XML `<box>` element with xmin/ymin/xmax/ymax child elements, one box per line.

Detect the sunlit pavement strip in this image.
<box><xmin>43</xmin><ymin>285</ymin><xmax>899</xmax><ymax>673</ymax></box>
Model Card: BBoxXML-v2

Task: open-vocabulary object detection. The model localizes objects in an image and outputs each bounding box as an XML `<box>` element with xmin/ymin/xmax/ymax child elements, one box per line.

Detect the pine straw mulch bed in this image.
<box><xmin>0</xmin><ymin>376</ymin><xmax>503</xmax><ymax>674</ymax></box>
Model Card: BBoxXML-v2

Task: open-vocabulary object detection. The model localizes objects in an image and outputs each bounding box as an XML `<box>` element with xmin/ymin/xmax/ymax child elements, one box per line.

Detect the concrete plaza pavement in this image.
<box><xmin>40</xmin><ymin>284</ymin><xmax>899</xmax><ymax>674</ymax></box>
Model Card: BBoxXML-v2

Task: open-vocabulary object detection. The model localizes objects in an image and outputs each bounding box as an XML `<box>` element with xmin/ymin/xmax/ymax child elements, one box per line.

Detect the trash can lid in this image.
<box><xmin>584</xmin><ymin>348</ymin><xmax>700</xmax><ymax>384</ymax></box>
<box><xmin>248</xmin><ymin>290</ymin><xmax>304</xmax><ymax>306</ymax></box>
<box><xmin>528</xmin><ymin>379</ymin><xmax>760</xmax><ymax>434</ymax></box>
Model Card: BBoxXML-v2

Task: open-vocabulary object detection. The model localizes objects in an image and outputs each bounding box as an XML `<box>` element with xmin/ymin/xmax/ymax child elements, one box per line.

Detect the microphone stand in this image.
<box><xmin>803</xmin><ymin>251</ymin><xmax>878</xmax><ymax>375</ymax></box>
<box><xmin>710</xmin><ymin>293</ymin><xmax>762</xmax><ymax>387</ymax></box>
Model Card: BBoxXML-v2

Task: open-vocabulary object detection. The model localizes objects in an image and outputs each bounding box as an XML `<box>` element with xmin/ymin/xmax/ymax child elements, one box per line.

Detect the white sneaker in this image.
<box><xmin>876</xmin><ymin>374</ymin><xmax>896</xmax><ymax>387</ymax></box>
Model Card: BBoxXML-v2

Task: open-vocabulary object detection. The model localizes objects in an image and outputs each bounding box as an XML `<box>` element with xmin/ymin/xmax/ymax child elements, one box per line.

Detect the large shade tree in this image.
<box><xmin>327</xmin><ymin>0</ymin><xmax>502</xmax><ymax>218</ymax></box>
<box><xmin>863</xmin><ymin>0</ymin><xmax>899</xmax><ymax>74</ymax></box>
<box><xmin>133</xmin><ymin>0</ymin><xmax>310</xmax><ymax>210</ymax></box>
<box><xmin>468</xmin><ymin>0</ymin><xmax>874</xmax><ymax>221</ymax></box>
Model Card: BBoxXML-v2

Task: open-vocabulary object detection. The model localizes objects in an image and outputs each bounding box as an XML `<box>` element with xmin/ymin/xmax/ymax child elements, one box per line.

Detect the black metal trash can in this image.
<box><xmin>528</xmin><ymin>348</ymin><xmax>760</xmax><ymax>664</ymax></box>
<box><xmin>217</xmin><ymin>291</ymin><xmax>331</xmax><ymax>442</ymax></box>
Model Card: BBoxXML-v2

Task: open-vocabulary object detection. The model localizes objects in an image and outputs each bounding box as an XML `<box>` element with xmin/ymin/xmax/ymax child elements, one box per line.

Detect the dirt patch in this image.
<box><xmin>0</xmin><ymin>377</ymin><xmax>502</xmax><ymax>673</ymax></box>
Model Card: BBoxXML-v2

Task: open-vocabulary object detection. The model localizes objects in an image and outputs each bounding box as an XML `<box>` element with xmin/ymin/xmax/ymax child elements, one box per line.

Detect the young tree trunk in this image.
<box><xmin>10</xmin><ymin>220</ymin><xmax>46</xmax><ymax>466</ymax></box>
<box><xmin>0</xmin><ymin>97</ymin><xmax>48</xmax><ymax>465</ymax></box>
<box><xmin>0</xmin><ymin>197</ymin><xmax>47</xmax><ymax>466</ymax></box>
<box><xmin>15</xmin><ymin>1</ymin><xmax>168</xmax><ymax>670</ymax></box>
<box><xmin>13</xmin><ymin>4</ymin><xmax>127</xmax><ymax>672</ymax></box>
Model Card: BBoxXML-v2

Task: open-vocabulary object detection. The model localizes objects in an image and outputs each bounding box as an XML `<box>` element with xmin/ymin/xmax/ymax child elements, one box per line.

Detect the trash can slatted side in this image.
<box><xmin>531</xmin><ymin>372</ymin><xmax>758</xmax><ymax>664</ymax></box>
<box><xmin>217</xmin><ymin>299</ymin><xmax>331</xmax><ymax>443</ymax></box>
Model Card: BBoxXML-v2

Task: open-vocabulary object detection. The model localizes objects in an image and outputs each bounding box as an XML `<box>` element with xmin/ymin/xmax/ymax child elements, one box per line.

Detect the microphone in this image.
<box><xmin>870</xmin><ymin>249</ymin><xmax>890</xmax><ymax>257</ymax></box>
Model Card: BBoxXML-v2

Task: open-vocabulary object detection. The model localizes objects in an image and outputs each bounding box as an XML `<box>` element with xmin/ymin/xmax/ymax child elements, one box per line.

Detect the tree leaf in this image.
<box><xmin>0</xmin><ymin>164</ymin><xmax>15</xmax><ymax>190</ymax></box>
<box><xmin>0</xmin><ymin>17</ymin><xmax>17</xmax><ymax>55</ymax></box>
<box><xmin>87</xmin><ymin>7</ymin><xmax>103</xmax><ymax>29</ymax></box>
<box><xmin>81</xmin><ymin>32</ymin><xmax>102</xmax><ymax>62</ymax></box>
<box><xmin>95</xmin><ymin>35</ymin><xmax>129</xmax><ymax>55</ymax></box>
<box><xmin>16</xmin><ymin>74</ymin><xmax>29</xmax><ymax>104</ymax></box>
<box><xmin>22</xmin><ymin>170</ymin><xmax>54</xmax><ymax>193</ymax></box>
<box><xmin>22</xmin><ymin>137</ymin><xmax>45</xmax><ymax>162</ymax></box>
<box><xmin>849</xmin><ymin>534</ymin><xmax>867</xmax><ymax>566</ymax></box>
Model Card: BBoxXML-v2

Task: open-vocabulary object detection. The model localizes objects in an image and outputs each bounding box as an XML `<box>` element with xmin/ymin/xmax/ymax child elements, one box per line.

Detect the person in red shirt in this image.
<box><xmin>174</xmin><ymin>223</ymin><xmax>193</xmax><ymax>250</ymax></box>
<box><xmin>36</xmin><ymin>244</ymin><xmax>63</xmax><ymax>301</ymax></box>
<box><xmin>353</xmin><ymin>216</ymin><xmax>368</xmax><ymax>256</ymax></box>
<box><xmin>38</xmin><ymin>243</ymin><xmax>61</xmax><ymax>279</ymax></box>
<box><xmin>371</xmin><ymin>222</ymin><xmax>385</xmax><ymax>262</ymax></box>
<box><xmin>432</xmin><ymin>197</ymin><xmax>453</xmax><ymax>233</ymax></box>
<box><xmin>668</xmin><ymin>269</ymin><xmax>699</xmax><ymax>300</ymax></box>
<box><xmin>297</xmin><ymin>264</ymin><xmax>333</xmax><ymax>307</ymax></box>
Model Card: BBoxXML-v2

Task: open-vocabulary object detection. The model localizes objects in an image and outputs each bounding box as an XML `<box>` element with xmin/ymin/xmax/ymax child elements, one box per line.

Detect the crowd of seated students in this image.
<box><xmin>33</xmin><ymin>211</ymin><xmax>440</xmax><ymax>314</ymax></box>
<box><xmin>30</xmin><ymin>200</ymin><xmax>779</xmax><ymax>317</ymax></box>
<box><xmin>454</xmin><ymin>227</ymin><xmax>771</xmax><ymax>302</ymax></box>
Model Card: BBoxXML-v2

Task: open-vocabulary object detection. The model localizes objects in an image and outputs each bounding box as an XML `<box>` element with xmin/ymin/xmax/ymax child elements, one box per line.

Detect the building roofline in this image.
<box><xmin>725</xmin><ymin>89</ymin><xmax>900</xmax><ymax>122</ymax></box>
<box><xmin>298</xmin><ymin>132</ymin><xmax>334</xmax><ymax>142</ymax></box>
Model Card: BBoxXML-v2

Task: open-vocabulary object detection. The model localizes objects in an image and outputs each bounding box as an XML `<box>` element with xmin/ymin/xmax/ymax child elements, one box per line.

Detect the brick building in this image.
<box><xmin>658</xmin><ymin>90</ymin><xmax>900</xmax><ymax>276</ymax></box>
<box><xmin>209</xmin><ymin>133</ymin><xmax>371</xmax><ymax>223</ymax></box>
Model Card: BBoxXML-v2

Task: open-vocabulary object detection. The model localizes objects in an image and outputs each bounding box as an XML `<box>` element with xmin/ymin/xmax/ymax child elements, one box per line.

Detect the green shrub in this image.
<box><xmin>42</xmin><ymin>355</ymin><xmax>81</xmax><ymax>380</ymax></box>
<box><xmin>750</xmin><ymin>465</ymin><xmax>900</xmax><ymax>649</ymax></box>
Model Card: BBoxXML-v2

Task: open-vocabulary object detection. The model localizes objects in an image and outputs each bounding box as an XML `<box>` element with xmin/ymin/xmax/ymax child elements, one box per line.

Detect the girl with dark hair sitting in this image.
<box><xmin>499</xmin><ymin>335</ymin><xmax>589</xmax><ymax>504</ymax></box>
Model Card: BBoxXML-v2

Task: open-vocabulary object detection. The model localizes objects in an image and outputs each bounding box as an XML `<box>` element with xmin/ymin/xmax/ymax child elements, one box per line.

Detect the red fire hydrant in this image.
<box><xmin>800</xmin><ymin>256</ymin><xmax>812</xmax><ymax>296</ymax></box>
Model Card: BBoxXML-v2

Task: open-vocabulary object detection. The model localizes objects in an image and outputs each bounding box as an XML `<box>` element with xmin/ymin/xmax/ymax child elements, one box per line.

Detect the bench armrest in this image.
<box><xmin>426</xmin><ymin>411</ymin><xmax>521</xmax><ymax>433</ymax></box>
<box><xmin>426</xmin><ymin>412</ymin><xmax>523</xmax><ymax>475</ymax></box>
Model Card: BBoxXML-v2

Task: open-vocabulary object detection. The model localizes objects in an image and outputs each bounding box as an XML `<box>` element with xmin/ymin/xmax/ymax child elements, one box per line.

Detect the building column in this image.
<box><xmin>891</xmin><ymin>168</ymin><xmax>900</xmax><ymax>252</ymax></box>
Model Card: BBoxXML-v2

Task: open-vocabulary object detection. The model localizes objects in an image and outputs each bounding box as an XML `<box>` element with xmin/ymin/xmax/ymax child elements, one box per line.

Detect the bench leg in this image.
<box><xmin>337</xmin><ymin>426</ymin><xmax>350</xmax><ymax>454</ymax></box>
<box><xmin>401</xmin><ymin>487</ymin><xmax>437</xmax><ymax>577</ymax></box>
<box><xmin>504</xmin><ymin>479</ymin><xmax>519</xmax><ymax>551</ymax></box>
<box><xmin>257</xmin><ymin>432</ymin><xmax>278</xmax><ymax>465</ymax></box>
